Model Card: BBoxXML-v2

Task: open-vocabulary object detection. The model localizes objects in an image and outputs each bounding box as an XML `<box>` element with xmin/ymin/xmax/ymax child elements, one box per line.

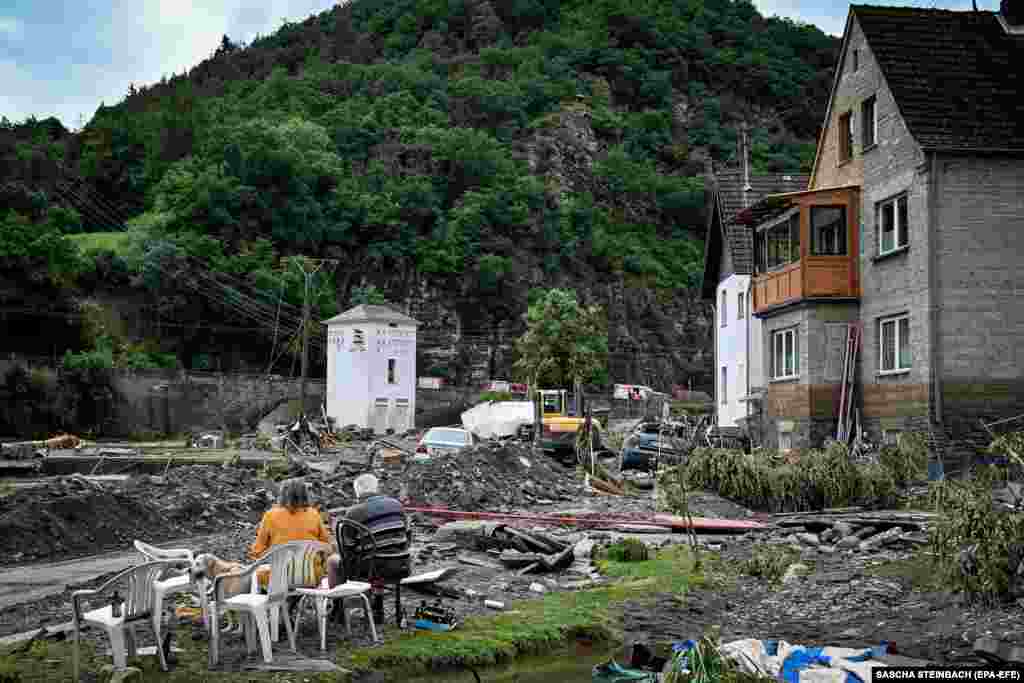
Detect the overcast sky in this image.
<box><xmin>0</xmin><ymin>0</ymin><xmax>991</xmax><ymax>131</ymax></box>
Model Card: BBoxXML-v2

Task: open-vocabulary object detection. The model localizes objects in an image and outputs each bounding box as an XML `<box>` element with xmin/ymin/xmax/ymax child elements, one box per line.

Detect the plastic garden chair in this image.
<box><xmin>133</xmin><ymin>540</ymin><xmax>203</xmax><ymax>642</ymax></box>
<box><xmin>293</xmin><ymin>531</ymin><xmax>379</xmax><ymax>651</ymax></box>
<box><xmin>209</xmin><ymin>541</ymin><xmax>327</xmax><ymax>665</ymax></box>
<box><xmin>71</xmin><ymin>559</ymin><xmax>190</xmax><ymax>680</ymax></box>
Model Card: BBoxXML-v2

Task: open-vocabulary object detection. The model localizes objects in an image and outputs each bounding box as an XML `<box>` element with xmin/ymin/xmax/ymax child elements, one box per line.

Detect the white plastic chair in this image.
<box><xmin>209</xmin><ymin>541</ymin><xmax>327</xmax><ymax>665</ymax></box>
<box><xmin>71</xmin><ymin>559</ymin><xmax>190</xmax><ymax>679</ymax></box>
<box><xmin>133</xmin><ymin>540</ymin><xmax>200</xmax><ymax>648</ymax></box>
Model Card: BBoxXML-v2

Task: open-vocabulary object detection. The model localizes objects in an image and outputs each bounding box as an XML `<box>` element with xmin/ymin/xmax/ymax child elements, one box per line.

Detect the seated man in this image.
<box><xmin>327</xmin><ymin>473</ymin><xmax>411</xmax><ymax>622</ymax></box>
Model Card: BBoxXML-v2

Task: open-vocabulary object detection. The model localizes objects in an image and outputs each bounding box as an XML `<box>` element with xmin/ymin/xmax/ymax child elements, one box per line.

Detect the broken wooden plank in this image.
<box><xmin>517</xmin><ymin>562</ymin><xmax>543</xmax><ymax>576</ymax></box>
<box><xmin>457</xmin><ymin>554</ymin><xmax>502</xmax><ymax>570</ymax></box>
<box><xmin>400</xmin><ymin>568</ymin><xmax>459</xmax><ymax>585</ymax></box>
<box><xmin>499</xmin><ymin>551</ymin><xmax>545</xmax><ymax>568</ymax></box>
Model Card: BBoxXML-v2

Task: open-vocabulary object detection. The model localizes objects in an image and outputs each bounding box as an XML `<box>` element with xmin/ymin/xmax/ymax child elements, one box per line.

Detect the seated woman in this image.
<box><xmin>249</xmin><ymin>477</ymin><xmax>334</xmax><ymax>591</ymax></box>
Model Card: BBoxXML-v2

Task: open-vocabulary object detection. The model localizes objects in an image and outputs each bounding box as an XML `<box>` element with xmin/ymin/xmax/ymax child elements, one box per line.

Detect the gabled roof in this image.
<box><xmin>853</xmin><ymin>5</ymin><xmax>1024</xmax><ymax>152</ymax></box>
<box><xmin>700</xmin><ymin>170</ymin><xmax>809</xmax><ymax>299</ymax></box>
<box><xmin>322</xmin><ymin>304</ymin><xmax>420</xmax><ymax>326</ymax></box>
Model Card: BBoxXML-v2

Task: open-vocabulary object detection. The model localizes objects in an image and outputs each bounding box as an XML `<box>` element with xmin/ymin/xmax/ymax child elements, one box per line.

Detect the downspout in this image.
<box><xmin>927</xmin><ymin>152</ymin><xmax>943</xmax><ymax>425</ymax></box>
<box><xmin>712</xmin><ymin>301</ymin><xmax>718</xmax><ymax>425</ymax></box>
<box><xmin>745</xmin><ymin>280</ymin><xmax>752</xmax><ymax>427</ymax></box>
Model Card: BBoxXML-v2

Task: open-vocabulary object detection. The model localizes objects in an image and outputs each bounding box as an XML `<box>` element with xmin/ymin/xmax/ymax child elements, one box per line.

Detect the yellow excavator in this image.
<box><xmin>535</xmin><ymin>389</ymin><xmax>606</xmax><ymax>464</ymax></box>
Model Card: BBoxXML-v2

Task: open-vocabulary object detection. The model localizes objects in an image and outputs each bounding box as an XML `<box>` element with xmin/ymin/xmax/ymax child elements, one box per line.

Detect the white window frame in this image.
<box><xmin>838</xmin><ymin>111</ymin><xmax>853</xmax><ymax>163</ymax></box>
<box><xmin>720</xmin><ymin>366</ymin><xmax>727</xmax><ymax>405</ymax></box>
<box><xmin>779</xmin><ymin>430</ymin><xmax>793</xmax><ymax>452</ymax></box>
<box><xmin>862</xmin><ymin>95</ymin><xmax>877</xmax><ymax>148</ymax></box>
<box><xmin>771</xmin><ymin>327</ymin><xmax>799</xmax><ymax>380</ymax></box>
<box><xmin>877</xmin><ymin>193</ymin><xmax>909</xmax><ymax>255</ymax></box>
<box><xmin>737</xmin><ymin>291</ymin><xmax>745</xmax><ymax>320</ymax></box>
<box><xmin>387</xmin><ymin>358</ymin><xmax>398</xmax><ymax>384</ymax></box>
<box><xmin>879</xmin><ymin>313</ymin><xmax>911</xmax><ymax>374</ymax></box>
<box><xmin>721</xmin><ymin>291</ymin><xmax>727</xmax><ymax>327</ymax></box>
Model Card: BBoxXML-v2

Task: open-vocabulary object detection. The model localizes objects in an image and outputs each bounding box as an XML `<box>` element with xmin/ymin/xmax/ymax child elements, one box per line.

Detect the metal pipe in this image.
<box><xmin>928</xmin><ymin>152</ymin><xmax>943</xmax><ymax>424</ymax></box>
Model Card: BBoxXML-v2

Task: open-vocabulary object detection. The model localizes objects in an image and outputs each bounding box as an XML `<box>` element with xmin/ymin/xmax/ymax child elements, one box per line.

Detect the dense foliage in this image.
<box><xmin>513</xmin><ymin>288</ymin><xmax>609</xmax><ymax>387</ymax></box>
<box><xmin>0</xmin><ymin>0</ymin><xmax>838</xmax><ymax>370</ymax></box>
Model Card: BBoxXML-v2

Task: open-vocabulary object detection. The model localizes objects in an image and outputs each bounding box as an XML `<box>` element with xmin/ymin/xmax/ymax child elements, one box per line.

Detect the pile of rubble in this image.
<box><xmin>0</xmin><ymin>465</ymin><xmax>358</xmax><ymax>565</ymax></box>
<box><xmin>383</xmin><ymin>441</ymin><xmax>580</xmax><ymax>511</ymax></box>
<box><xmin>768</xmin><ymin>511</ymin><xmax>935</xmax><ymax>555</ymax></box>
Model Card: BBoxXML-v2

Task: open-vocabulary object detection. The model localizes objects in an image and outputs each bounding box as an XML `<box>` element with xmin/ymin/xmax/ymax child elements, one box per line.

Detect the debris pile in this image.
<box><xmin>386</xmin><ymin>442</ymin><xmax>579</xmax><ymax>511</ymax></box>
<box><xmin>769</xmin><ymin>511</ymin><xmax>934</xmax><ymax>554</ymax></box>
<box><xmin>0</xmin><ymin>465</ymin><xmax>357</xmax><ymax>565</ymax></box>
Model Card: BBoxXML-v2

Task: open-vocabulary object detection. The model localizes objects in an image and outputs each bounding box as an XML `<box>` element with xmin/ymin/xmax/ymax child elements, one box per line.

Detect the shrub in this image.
<box><xmin>478</xmin><ymin>391</ymin><xmax>514</xmax><ymax>403</ymax></box>
<box><xmin>603</xmin><ymin>538</ymin><xmax>649</xmax><ymax>563</ymax></box>
<box><xmin>665</xmin><ymin>443</ymin><xmax>899</xmax><ymax>513</ymax></box>
<box><xmin>879</xmin><ymin>432</ymin><xmax>929</xmax><ymax>485</ymax></box>
<box><xmin>928</xmin><ymin>464</ymin><xmax>1024</xmax><ymax>604</ymax></box>
<box><xmin>743</xmin><ymin>546</ymin><xmax>799</xmax><ymax>583</ymax></box>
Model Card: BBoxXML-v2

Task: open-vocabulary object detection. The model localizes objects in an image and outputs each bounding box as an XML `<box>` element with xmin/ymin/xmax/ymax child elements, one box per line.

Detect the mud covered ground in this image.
<box><xmin>620</xmin><ymin>542</ymin><xmax>1024</xmax><ymax>666</ymax></box>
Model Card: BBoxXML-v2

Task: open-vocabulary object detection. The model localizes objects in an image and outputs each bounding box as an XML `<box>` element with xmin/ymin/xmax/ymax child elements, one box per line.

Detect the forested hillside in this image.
<box><xmin>0</xmin><ymin>0</ymin><xmax>839</xmax><ymax>390</ymax></box>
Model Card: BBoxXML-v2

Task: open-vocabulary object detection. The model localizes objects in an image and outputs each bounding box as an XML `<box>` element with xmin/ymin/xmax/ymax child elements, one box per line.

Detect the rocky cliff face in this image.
<box><xmin>357</xmin><ymin>101</ymin><xmax>715</xmax><ymax>392</ymax></box>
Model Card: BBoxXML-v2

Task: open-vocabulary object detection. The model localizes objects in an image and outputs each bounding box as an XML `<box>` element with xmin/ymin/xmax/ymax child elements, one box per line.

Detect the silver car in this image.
<box><xmin>416</xmin><ymin>427</ymin><xmax>475</xmax><ymax>458</ymax></box>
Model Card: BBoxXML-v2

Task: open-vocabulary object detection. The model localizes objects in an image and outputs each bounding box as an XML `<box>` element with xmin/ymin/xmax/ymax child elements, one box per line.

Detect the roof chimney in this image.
<box><xmin>1003</xmin><ymin>0</ymin><xmax>1024</xmax><ymax>25</ymax></box>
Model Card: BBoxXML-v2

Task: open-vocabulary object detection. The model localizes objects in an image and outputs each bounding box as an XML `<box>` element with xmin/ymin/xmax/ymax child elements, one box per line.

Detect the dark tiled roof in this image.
<box><xmin>718</xmin><ymin>171</ymin><xmax>808</xmax><ymax>275</ymax></box>
<box><xmin>701</xmin><ymin>170</ymin><xmax>808</xmax><ymax>298</ymax></box>
<box><xmin>322</xmin><ymin>304</ymin><xmax>420</xmax><ymax>326</ymax></box>
<box><xmin>853</xmin><ymin>5</ymin><xmax>1024</xmax><ymax>151</ymax></box>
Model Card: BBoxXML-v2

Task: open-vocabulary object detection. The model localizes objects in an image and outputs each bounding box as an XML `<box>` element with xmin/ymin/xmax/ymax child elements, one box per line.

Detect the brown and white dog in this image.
<box><xmin>189</xmin><ymin>553</ymin><xmax>247</xmax><ymax>632</ymax></box>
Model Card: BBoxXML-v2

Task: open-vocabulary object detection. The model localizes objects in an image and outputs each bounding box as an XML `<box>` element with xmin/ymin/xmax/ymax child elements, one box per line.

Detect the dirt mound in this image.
<box><xmin>0</xmin><ymin>464</ymin><xmax>358</xmax><ymax>565</ymax></box>
<box><xmin>385</xmin><ymin>442</ymin><xmax>580</xmax><ymax>511</ymax></box>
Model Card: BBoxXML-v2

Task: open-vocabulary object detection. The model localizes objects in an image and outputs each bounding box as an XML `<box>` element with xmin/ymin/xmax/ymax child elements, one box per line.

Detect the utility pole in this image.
<box><xmin>291</xmin><ymin>257</ymin><xmax>326</xmax><ymax>419</ymax></box>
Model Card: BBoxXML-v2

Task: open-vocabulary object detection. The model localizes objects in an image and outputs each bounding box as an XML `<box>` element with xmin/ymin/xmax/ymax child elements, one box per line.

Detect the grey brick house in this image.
<box><xmin>742</xmin><ymin>2</ymin><xmax>1024</xmax><ymax>473</ymax></box>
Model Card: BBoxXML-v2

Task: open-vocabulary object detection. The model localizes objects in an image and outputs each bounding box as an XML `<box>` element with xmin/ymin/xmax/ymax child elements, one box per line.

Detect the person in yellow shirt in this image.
<box><xmin>249</xmin><ymin>478</ymin><xmax>334</xmax><ymax>591</ymax></box>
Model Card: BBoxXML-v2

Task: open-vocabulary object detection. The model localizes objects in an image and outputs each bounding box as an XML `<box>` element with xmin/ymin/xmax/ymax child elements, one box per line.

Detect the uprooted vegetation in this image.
<box><xmin>658</xmin><ymin>437</ymin><xmax>930</xmax><ymax>513</ymax></box>
<box><xmin>928</xmin><ymin>432</ymin><xmax>1024</xmax><ymax>604</ymax></box>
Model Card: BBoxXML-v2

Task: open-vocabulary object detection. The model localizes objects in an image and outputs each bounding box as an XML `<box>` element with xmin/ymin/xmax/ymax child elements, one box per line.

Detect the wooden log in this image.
<box><xmin>457</xmin><ymin>554</ymin><xmax>502</xmax><ymax>570</ymax></box>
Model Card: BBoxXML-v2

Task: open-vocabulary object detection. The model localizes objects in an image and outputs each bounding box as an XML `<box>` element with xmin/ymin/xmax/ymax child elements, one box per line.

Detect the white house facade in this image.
<box><xmin>715</xmin><ymin>274</ymin><xmax>764</xmax><ymax>427</ymax></box>
<box><xmin>324</xmin><ymin>304</ymin><xmax>420</xmax><ymax>434</ymax></box>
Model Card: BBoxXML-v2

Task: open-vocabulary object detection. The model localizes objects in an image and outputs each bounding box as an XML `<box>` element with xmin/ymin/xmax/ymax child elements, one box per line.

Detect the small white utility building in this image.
<box><xmin>323</xmin><ymin>304</ymin><xmax>420</xmax><ymax>434</ymax></box>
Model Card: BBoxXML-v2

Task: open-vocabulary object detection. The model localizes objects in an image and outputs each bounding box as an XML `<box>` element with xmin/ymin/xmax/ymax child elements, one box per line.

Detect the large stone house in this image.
<box><xmin>741</xmin><ymin>2</ymin><xmax>1024</xmax><ymax>472</ymax></box>
<box><xmin>701</xmin><ymin>160</ymin><xmax>808</xmax><ymax>432</ymax></box>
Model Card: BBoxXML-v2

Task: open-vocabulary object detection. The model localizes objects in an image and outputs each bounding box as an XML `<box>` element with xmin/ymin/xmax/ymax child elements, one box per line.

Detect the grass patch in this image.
<box><xmin>0</xmin><ymin>631</ymin><xmax>341</xmax><ymax>682</ymax></box>
<box><xmin>742</xmin><ymin>546</ymin><xmax>800</xmax><ymax>584</ymax></box>
<box><xmin>342</xmin><ymin>545</ymin><xmax>704</xmax><ymax>676</ymax></box>
<box><xmin>864</xmin><ymin>553</ymin><xmax>945</xmax><ymax>592</ymax></box>
<box><xmin>68</xmin><ymin>231</ymin><xmax>133</xmax><ymax>256</ymax></box>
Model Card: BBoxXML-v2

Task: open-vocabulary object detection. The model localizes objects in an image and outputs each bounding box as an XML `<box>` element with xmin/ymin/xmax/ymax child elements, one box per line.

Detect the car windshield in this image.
<box><xmin>425</xmin><ymin>429</ymin><xmax>469</xmax><ymax>446</ymax></box>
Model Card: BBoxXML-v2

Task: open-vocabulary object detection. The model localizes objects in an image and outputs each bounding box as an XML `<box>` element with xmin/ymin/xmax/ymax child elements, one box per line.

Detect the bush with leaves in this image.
<box><xmin>663</xmin><ymin>443</ymin><xmax>899</xmax><ymax>513</ymax></box>
<box><xmin>928</xmin><ymin>462</ymin><xmax>1024</xmax><ymax>604</ymax></box>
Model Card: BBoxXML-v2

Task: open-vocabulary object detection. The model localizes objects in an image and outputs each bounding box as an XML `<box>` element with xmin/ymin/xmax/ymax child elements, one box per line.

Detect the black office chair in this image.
<box><xmin>336</xmin><ymin>515</ymin><xmax>412</xmax><ymax>627</ymax></box>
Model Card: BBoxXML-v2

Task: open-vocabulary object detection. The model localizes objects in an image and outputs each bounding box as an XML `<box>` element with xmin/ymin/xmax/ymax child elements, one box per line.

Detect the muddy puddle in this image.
<box><xmin>403</xmin><ymin>650</ymin><xmax>615</xmax><ymax>682</ymax></box>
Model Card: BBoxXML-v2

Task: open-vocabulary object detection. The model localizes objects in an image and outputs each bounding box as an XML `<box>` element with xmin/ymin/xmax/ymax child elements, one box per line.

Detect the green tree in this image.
<box><xmin>350</xmin><ymin>284</ymin><xmax>387</xmax><ymax>305</ymax></box>
<box><xmin>513</xmin><ymin>288</ymin><xmax>608</xmax><ymax>390</ymax></box>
